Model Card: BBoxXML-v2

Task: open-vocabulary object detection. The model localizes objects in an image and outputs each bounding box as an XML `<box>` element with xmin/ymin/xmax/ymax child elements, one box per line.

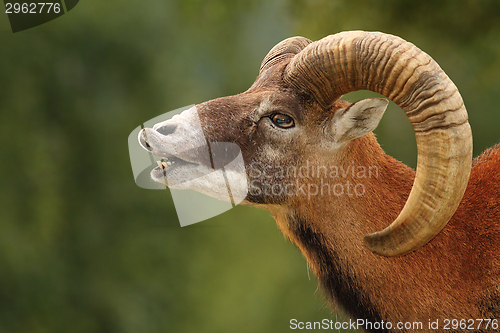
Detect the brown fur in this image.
<box><xmin>271</xmin><ymin>135</ymin><xmax>500</xmax><ymax>332</ymax></box>
<box><xmin>192</xmin><ymin>60</ymin><xmax>500</xmax><ymax>332</ymax></box>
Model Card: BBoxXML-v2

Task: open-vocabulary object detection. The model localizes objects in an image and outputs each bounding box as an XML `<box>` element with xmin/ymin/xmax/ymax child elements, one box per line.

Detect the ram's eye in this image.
<box><xmin>271</xmin><ymin>113</ymin><xmax>295</xmax><ymax>128</ymax></box>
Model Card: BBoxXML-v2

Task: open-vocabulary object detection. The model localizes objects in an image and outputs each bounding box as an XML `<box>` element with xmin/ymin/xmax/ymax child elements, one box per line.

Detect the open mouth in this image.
<box><xmin>153</xmin><ymin>155</ymin><xmax>195</xmax><ymax>177</ymax></box>
<box><xmin>138</xmin><ymin>127</ymin><xmax>205</xmax><ymax>186</ymax></box>
<box><xmin>136</xmin><ymin>117</ymin><xmax>248</xmax><ymax>204</ymax></box>
<box><xmin>156</xmin><ymin>155</ymin><xmax>183</xmax><ymax>170</ymax></box>
<box><xmin>138</xmin><ymin>120</ymin><xmax>246</xmax><ymax>194</ymax></box>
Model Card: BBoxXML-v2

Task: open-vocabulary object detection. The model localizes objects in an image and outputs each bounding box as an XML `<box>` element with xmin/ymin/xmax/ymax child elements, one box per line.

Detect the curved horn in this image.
<box><xmin>284</xmin><ymin>31</ymin><xmax>472</xmax><ymax>256</ymax></box>
<box><xmin>260</xmin><ymin>36</ymin><xmax>312</xmax><ymax>74</ymax></box>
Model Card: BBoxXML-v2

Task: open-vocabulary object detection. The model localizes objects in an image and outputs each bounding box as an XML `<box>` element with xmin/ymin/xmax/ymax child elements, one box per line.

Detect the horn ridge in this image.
<box><xmin>259</xmin><ymin>36</ymin><xmax>312</xmax><ymax>75</ymax></box>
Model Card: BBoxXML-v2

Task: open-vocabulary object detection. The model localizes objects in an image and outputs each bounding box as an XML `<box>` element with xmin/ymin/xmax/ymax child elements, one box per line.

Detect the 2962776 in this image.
<box><xmin>5</xmin><ymin>2</ymin><xmax>61</xmax><ymax>14</ymax></box>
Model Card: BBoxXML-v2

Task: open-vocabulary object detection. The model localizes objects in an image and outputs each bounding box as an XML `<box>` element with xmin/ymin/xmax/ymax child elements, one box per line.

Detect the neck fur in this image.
<box><xmin>267</xmin><ymin>134</ymin><xmax>497</xmax><ymax>330</ymax></box>
<box><xmin>270</xmin><ymin>133</ymin><xmax>417</xmax><ymax>326</ymax></box>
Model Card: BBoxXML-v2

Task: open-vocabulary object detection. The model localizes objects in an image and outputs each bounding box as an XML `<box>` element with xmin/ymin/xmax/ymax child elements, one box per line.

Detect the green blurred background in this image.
<box><xmin>1</xmin><ymin>1</ymin><xmax>499</xmax><ymax>332</ymax></box>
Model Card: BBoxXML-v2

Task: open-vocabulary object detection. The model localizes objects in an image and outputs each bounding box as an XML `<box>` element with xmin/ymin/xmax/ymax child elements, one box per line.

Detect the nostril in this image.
<box><xmin>155</xmin><ymin>123</ymin><xmax>177</xmax><ymax>136</ymax></box>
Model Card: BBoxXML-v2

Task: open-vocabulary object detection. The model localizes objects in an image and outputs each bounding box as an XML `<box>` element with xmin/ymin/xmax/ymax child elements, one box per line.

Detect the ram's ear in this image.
<box><xmin>330</xmin><ymin>98</ymin><xmax>389</xmax><ymax>143</ymax></box>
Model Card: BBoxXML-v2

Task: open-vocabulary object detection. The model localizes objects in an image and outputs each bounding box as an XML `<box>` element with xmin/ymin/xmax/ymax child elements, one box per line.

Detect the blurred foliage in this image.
<box><xmin>0</xmin><ymin>1</ymin><xmax>499</xmax><ymax>332</ymax></box>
